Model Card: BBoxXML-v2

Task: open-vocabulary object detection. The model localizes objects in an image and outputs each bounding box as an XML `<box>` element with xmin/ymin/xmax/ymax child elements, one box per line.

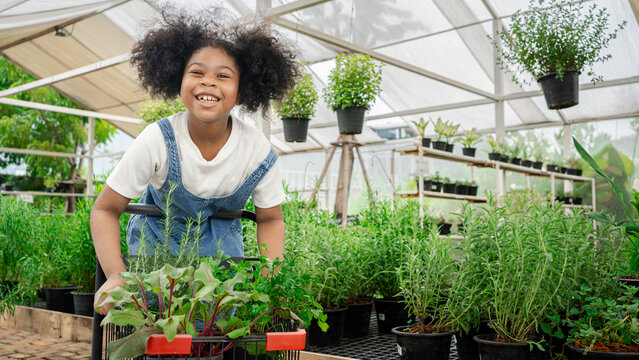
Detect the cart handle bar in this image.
<box><xmin>125</xmin><ymin>203</ymin><xmax>257</xmax><ymax>223</ymax></box>
<box><xmin>145</xmin><ymin>329</ymin><xmax>306</xmax><ymax>355</ymax></box>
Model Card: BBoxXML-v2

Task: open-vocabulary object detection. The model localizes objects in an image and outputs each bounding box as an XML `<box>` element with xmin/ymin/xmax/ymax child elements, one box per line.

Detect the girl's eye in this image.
<box><xmin>218</xmin><ymin>74</ymin><xmax>230</xmax><ymax>79</ymax></box>
<box><xmin>191</xmin><ymin>70</ymin><xmax>203</xmax><ymax>75</ymax></box>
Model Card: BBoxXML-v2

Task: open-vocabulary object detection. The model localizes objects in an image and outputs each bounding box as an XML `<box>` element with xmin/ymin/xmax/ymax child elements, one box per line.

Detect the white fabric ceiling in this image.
<box><xmin>1</xmin><ymin>0</ymin><xmax>638</xmax><ymax>153</ymax></box>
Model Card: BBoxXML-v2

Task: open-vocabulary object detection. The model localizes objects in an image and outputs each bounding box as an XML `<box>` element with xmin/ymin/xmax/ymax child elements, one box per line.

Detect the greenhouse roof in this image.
<box><xmin>1</xmin><ymin>0</ymin><xmax>638</xmax><ymax>154</ymax></box>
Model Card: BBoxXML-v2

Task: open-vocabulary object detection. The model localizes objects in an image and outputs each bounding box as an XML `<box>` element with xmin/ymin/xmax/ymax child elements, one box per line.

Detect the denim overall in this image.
<box><xmin>126</xmin><ymin>117</ymin><xmax>277</xmax><ymax>257</ymax></box>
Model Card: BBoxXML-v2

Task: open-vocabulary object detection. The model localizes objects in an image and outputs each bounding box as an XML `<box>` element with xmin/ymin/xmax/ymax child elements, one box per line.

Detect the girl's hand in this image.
<box><xmin>94</xmin><ymin>274</ymin><xmax>126</xmax><ymax>315</ymax></box>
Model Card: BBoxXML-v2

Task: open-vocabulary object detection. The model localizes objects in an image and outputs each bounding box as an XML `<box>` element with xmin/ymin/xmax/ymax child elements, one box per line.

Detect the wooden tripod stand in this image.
<box><xmin>307</xmin><ymin>134</ymin><xmax>375</xmax><ymax>229</ymax></box>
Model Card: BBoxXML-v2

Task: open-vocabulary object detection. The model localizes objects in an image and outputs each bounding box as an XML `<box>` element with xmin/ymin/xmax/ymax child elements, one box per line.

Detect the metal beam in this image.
<box><xmin>0</xmin><ymin>98</ymin><xmax>142</xmax><ymax>124</ymax></box>
<box><xmin>0</xmin><ymin>0</ymin><xmax>26</xmax><ymax>13</ymax></box>
<box><xmin>631</xmin><ymin>0</ymin><xmax>639</xmax><ymax>25</ymax></box>
<box><xmin>274</xmin><ymin>18</ymin><xmax>498</xmax><ymax>101</ymax></box>
<box><xmin>365</xmin><ymin>98</ymin><xmax>494</xmax><ymax>121</ymax></box>
<box><xmin>0</xmin><ymin>53</ymin><xmax>131</xmax><ymax>98</ymax></box>
<box><xmin>502</xmin><ymin>76</ymin><xmax>639</xmax><ymax>101</ymax></box>
<box><xmin>0</xmin><ymin>147</ymin><xmax>89</xmax><ymax>159</ymax></box>
<box><xmin>264</xmin><ymin>0</ymin><xmax>331</xmax><ymax>18</ymax></box>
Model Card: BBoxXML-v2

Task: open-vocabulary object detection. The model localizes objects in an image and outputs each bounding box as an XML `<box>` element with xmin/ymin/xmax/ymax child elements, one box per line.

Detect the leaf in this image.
<box><xmin>156</xmin><ymin>315</ymin><xmax>185</xmax><ymax>342</ymax></box>
<box><xmin>227</xmin><ymin>326</ymin><xmax>251</xmax><ymax>339</ymax></box>
<box><xmin>101</xmin><ymin>309</ymin><xmax>147</xmax><ymax>327</ymax></box>
<box><xmin>540</xmin><ymin>323</ymin><xmax>552</xmax><ymax>334</ymax></box>
<box><xmin>553</xmin><ymin>329</ymin><xmax>565</xmax><ymax>339</ymax></box>
<box><xmin>106</xmin><ymin>327</ymin><xmax>159</xmax><ymax>360</ymax></box>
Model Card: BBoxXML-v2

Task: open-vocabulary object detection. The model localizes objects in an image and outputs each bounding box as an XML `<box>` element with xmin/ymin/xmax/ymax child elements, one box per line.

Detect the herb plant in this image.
<box><xmin>486</xmin><ymin>136</ymin><xmax>501</xmax><ymax>153</ymax></box>
<box><xmin>273</xmin><ymin>71</ymin><xmax>318</xmax><ymax>118</ymax></box>
<box><xmin>412</xmin><ymin>117</ymin><xmax>428</xmax><ymax>138</ymax></box>
<box><xmin>323</xmin><ymin>53</ymin><xmax>383</xmax><ymax>111</ymax></box>
<box><xmin>494</xmin><ymin>0</ymin><xmax>626</xmax><ymax>85</ymax></box>
<box><xmin>457</xmin><ymin>128</ymin><xmax>481</xmax><ymax>148</ymax></box>
<box><xmin>432</xmin><ymin>117</ymin><xmax>448</xmax><ymax>142</ymax></box>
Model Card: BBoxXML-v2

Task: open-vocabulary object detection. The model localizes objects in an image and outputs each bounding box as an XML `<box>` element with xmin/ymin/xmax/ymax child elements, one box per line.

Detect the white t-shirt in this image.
<box><xmin>107</xmin><ymin>112</ymin><xmax>285</xmax><ymax>208</ymax></box>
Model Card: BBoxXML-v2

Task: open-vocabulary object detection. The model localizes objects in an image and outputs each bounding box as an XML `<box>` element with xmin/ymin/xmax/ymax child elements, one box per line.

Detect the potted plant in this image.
<box><xmin>432</xmin><ymin>117</ymin><xmax>449</xmax><ymax>151</ymax></box>
<box><xmin>444</xmin><ymin>121</ymin><xmax>460</xmax><ymax>153</ymax></box>
<box><xmin>494</xmin><ymin>0</ymin><xmax>626</xmax><ymax>109</ymax></box>
<box><xmin>467</xmin><ymin>181</ymin><xmax>478</xmax><ymax>197</ymax></box>
<box><xmin>69</xmin><ymin>199</ymin><xmax>97</xmax><ymax>316</ymax></box>
<box><xmin>392</xmin><ymin>228</ymin><xmax>455</xmax><ymax>360</ymax></box>
<box><xmin>442</xmin><ymin>177</ymin><xmax>456</xmax><ymax>194</ymax></box>
<box><xmin>457</xmin><ymin>128</ymin><xmax>481</xmax><ymax>157</ymax></box>
<box><xmin>486</xmin><ymin>136</ymin><xmax>502</xmax><ymax>161</ymax></box>
<box><xmin>566</xmin><ymin>155</ymin><xmax>583</xmax><ymax>176</ymax></box>
<box><xmin>323</xmin><ymin>53</ymin><xmax>383</xmax><ymax>135</ymax></box>
<box><xmin>508</xmin><ymin>139</ymin><xmax>522</xmax><ymax>166</ymax></box>
<box><xmin>430</xmin><ymin>172</ymin><xmax>443</xmax><ymax>192</ymax></box>
<box><xmin>274</xmin><ymin>71</ymin><xmax>318</xmax><ymax>142</ymax></box>
<box><xmin>521</xmin><ymin>144</ymin><xmax>533</xmax><ymax>168</ymax></box>
<box><xmin>455</xmin><ymin>181</ymin><xmax>469</xmax><ymax>196</ymax></box>
<box><xmin>532</xmin><ymin>145</ymin><xmax>546</xmax><ymax>170</ymax></box>
<box><xmin>413</xmin><ymin>117</ymin><xmax>430</xmax><ymax>148</ymax></box>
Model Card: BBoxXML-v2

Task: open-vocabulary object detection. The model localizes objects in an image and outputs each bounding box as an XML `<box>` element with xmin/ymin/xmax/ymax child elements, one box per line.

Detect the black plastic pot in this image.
<box><xmin>474</xmin><ymin>334</ymin><xmax>540</xmax><ymax>360</ymax></box>
<box><xmin>281</xmin><ymin>117</ymin><xmax>310</xmax><ymax>142</ymax></box>
<box><xmin>488</xmin><ymin>153</ymin><xmax>501</xmax><ymax>161</ymax></box>
<box><xmin>336</xmin><ymin>106</ymin><xmax>366</xmax><ymax>134</ymax></box>
<box><xmin>431</xmin><ymin>181</ymin><xmax>443</xmax><ymax>192</ymax></box>
<box><xmin>619</xmin><ymin>277</ymin><xmax>639</xmax><ymax>297</ymax></box>
<box><xmin>573</xmin><ymin>197</ymin><xmax>583</xmax><ymax>205</ymax></box>
<box><xmin>442</xmin><ymin>183</ymin><xmax>456</xmax><ymax>194</ymax></box>
<box><xmin>500</xmin><ymin>155</ymin><xmax>510</xmax><ymax>163</ymax></box>
<box><xmin>561</xmin><ymin>166</ymin><xmax>568</xmax><ymax>173</ymax></box>
<box><xmin>421</xmin><ymin>138</ymin><xmax>431</xmax><ymax>148</ymax></box>
<box><xmin>567</xmin><ymin>168</ymin><xmax>583</xmax><ymax>176</ymax></box>
<box><xmin>511</xmin><ymin>157</ymin><xmax>522</xmax><ymax>165</ymax></box>
<box><xmin>456</xmin><ymin>184</ymin><xmax>469</xmax><ymax>195</ymax></box>
<box><xmin>537</xmin><ymin>71</ymin><xmax>580</xmax><ymax>110</ymax></box>
<box><xmin>463</xmin><ymin>147</ymin><xmax>476</xmax><ymax>157</ymax></box>
<box><xmin>44</xmin><ymin>286</ymin><xmax>77</xmax><ymax>314</ymax></box>
<box><xmin>374</xmin><ymin>299</ymin><xmax>410</xmax><ymax>334</ymax></box>
<box><xmin>455</xmin><ymin>320</ymin><xmax>494</xmax><ymax>360</ymax></box>
<box><xmin>438</xmin><ymin>223</ymin><xmax>452</xmax><ymax>235</ymax></box>
<box><xmin>423</xmin><ymin>180</ymin><xmax>433</xmax><ymax>192</ymax></box>
<box><xmin>533</xmin><ymin>161</ymin><xmax>543</xmax><ymax>169</ymax></box>
<box><xmin>547</xmin><ymin>164</ymin><xmax>560</xmax><ymax>173</ymax></box>
<box><xmin>445</xmin><ymin>143</ymin><xmax>454</xmax><ymax>153</ymax></box>
<box><xmin>467</xmin><ymin>185</ymin><xmax>478</xmax><ymax>196</ymax></box>
<box><xmin>392</xmin><ymin>326</ymin><xmax>452</xmax><ymax>360</ymax></box>
<box><xmin>565</xmin><ymin>343</ymin><xmax>639</xmax><ymax>359</ymax></box>
<box><xmin>432</xmin><ymin>141</ymin><xmax>447</xmax><ymax>151</ymax></box>
<box><xmin>521</xmin><ymin>159</ymin><xmax>533</xmax><ymax>168</ymax></box>
<box><xmin>307</xmin><ymin>306</ymin><xmax>348</xmax><ymax>347</ymax></box>
<box><xmin>343</xmin><ymin>299</ymin><xmax>373</xmax><ymax>338</ymax></box>
<box><xmin>71</xmin><ymin>291</ymin><xmax>95</xmax><ymax>317</ymax></box>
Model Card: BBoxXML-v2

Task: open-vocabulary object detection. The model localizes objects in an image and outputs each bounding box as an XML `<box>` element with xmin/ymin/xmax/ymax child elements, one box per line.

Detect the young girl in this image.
<box><xmin>91</xmin><ymin>14</ymin><xmax>300</xmax><ymax>315</ymax></box>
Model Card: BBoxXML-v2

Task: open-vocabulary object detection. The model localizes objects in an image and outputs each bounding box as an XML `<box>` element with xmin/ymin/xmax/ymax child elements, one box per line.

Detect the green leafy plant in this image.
<box><xmin>486</xmin><ymin>136</ymin><xmax>501</xmax><ymax>153</ymax></box>
<box><xmin>323</xmin><ymin>53</ymin><xmax>383</xmax><ymax>111</ymax></box>
<box><xmin>457</xmin><ymin>128</ymin><xmax>481</xmax><ymax>148</ymax></box>
<box><xmin>412</xmin><ymin>117</ymin><xmax>429</xmax><ymax>138</ymax></box>
<box><xmin>494</xmin><ymin>0</ymin><xmax>626</xmax><ymax>85</ymax></box>
<box><xmin>68</xmin><ymin>198</ymin><xmax>97</xmax><ymax>292</ymax></box>
<box><xmin>443</xmin><ymin>121</ymin><xmax>460</xmax><ymax>144</ymax></box>
<box><xmin>398</xmin><ymin>227</ymin><xmax>455</xmax><ymax>333</ymax></box>
<box><xmin>432</xmin><ymin>117</ymin><xmax>448</xmax><ymax>142</ymax></box>
<box><xmin>273</xmin><ymin>71</ymin><xmax>318</xmax><ymax>118</ymax></box>
<box><xmin>138</xmin><ymin>98</ymin><xmax>186</xmax><ymax>127</ymax></box>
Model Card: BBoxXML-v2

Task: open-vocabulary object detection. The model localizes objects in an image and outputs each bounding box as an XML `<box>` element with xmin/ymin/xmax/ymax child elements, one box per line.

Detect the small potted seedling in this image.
<box><xmin>413</xmin><ymin>117</ymin><xmax>430</xmax><ymax>148</ymax></box>
<box><xmin>455</xmin><ymin>180</ymin><xmax>469</xmax><ymax>196</ymax></box>
<box><xmin>486</xmin><ymin>136</ymin><xmax>502</xmax><ymax>161</ymax></box>
<box><xmin>457</xmin><ymin>128</ymin><xmax>481</xmax><ymax>157</ymax></box>
<box><xmin>442</xmin><ymin>177</ymin><xmax>456</xmax><ymax>194</ymax></box>
<box><xmin>467</xmin><ymin>180</ymin><xmax>478</xmax><ymax>197</ymax></box>
<box><xmin>432</xmin><ymin>118</ymin><xmax>448</xmax><ymax>151</ymax></box>
<box><xmin>444</xmin><ymin>121</ymin><xmax>460</xmax><ymax>153</ymax></box>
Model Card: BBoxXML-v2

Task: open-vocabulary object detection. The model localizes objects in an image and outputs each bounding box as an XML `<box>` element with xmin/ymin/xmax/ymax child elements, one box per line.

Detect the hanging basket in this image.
<box><xmin>537</xmin><ymin>71</ymin><xmax>580</xmax><ymax>110</ymax></box>
<box><xmin>336</xmin><ymin>106</ymin><xmax>367</xmax><ymax>134</ymax></box>
<box><xmin>281</xmin><ymin>117</ymin><xmax>310</xmax><ymax>142</ymax></box>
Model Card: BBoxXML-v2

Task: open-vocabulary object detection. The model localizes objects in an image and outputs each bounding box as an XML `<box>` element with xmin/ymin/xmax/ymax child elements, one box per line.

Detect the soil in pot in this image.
<box><xmin>532</xmin><ymin>161</ymin><xmax>543</xmax><ymax>169</ymax></box>
<box><xmin>488</xmin><ymin>153</ymin><xmax>501</xmax><ymax>161</ymax></box>
<box><xmin>474</xmin><ymin>334</ymin><xmax>541</xmax><ymax>360</ymax></box>
<box><xmin>421</xmin><ymin>138</ymin><xmax>431</xmax><ymax>148</ymax></box>
<box><xmin>71</xmin><ymin>291</ymin><xmax>95</xmax><ymax>317</ymax></box>
<box><xmin>438</xmin><ymin>223</ymin><xmax>452</xmax><ymax>236</ymax></box>
<box><xmin>455</xmin><ymin>320</ymin><xmax>495</xmax><ymax>360</ymax></box>
<box><xmin>442</xmin><ymin>183</ymin><xmax>456</xmax><ymax>194</ymax></box>
<box><xmin>521</xmin><ymin>159</ymin><xmax>533</xmax><ymax>168</ymax></box>
<box><xmin>392</xmin><ymin>326</ymin><xmax>452</xmax><ymax>360</ymax></box>
<box><xmin>44</xmin><ymin>286</ymin><xmax>77</xmax><ymax>314</ymax></box>
<box><xmin>307</xmin><ymin>306</ymin><xmax>348</xmax><ymax>347</ymax></box>
<box><xmin>336</xmin><ymin>106</ymin><xmax>366</xmax><ymax>134</ymax></box>
<box><xmin>445</xmin><ymin>143</ymin><xmax>454</xmax><ymax>153</ymax></box>
<box><xmin>374</xmin><ymin>298</ymin><xmax>410</xmax><ymax>334</ymax></box>
<box><xmin>343</xmin><ymin>299</ymin><xmax>373</xmax><ymax>338</ymax></box>
<box><xmin>432</xmin><ymin>141</ymin><xmax>447</xmax><ymax>151</ymax></box>
<box><xmin>537</xmin><ymin>71</ymin><xmax>580</xmax><ymax>110</ymax></box>
<box><xmin>281</xmin><ymin>117</ymin><xmax>310</xmax><ymax>142</ymax></box>
<box><xmin>463</xmin><ymin>147</ymin><xmax>476</xmax><ymax>157</ymax></box>
<box><xmin>566</xmin><ymin>342</ymin><xmax>639</xmax><ymax>359</ymax></box>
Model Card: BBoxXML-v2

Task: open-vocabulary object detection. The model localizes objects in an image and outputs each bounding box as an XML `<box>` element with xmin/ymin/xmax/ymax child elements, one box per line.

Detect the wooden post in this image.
<box><xmin>335</xmin><ymin>135</ymin><xmax>354</xmax><ymax>226</ymax></box>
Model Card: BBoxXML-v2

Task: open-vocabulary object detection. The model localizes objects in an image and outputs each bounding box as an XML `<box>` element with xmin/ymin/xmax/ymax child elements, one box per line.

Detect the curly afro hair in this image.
<box><xmin>130</xmin><ymin>10</ymin><xmax>300</xmax><ymax>113</ymax></box>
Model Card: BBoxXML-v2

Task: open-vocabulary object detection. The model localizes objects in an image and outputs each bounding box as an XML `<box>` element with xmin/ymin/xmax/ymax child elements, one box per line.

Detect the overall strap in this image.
<box><xmin>156</xmin><ymin>117</ymin><xmax>182</xmax><ymax>184</ymax></box>
<box><xmin>233</xmin><ymin>148</ymin><xmax>278</xmax><ymax>197</ymax></box>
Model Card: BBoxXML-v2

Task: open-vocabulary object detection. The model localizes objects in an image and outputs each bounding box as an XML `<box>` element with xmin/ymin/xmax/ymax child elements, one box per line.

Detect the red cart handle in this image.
<box><xmin>265</xmin><ymin>329</ymin><xmax>306</xmax><ymax>351</ymax></box>
<box><xmin>146</xmin><ymin>334</ymin><xmax>192</xmax><ymax>355</ymax></box>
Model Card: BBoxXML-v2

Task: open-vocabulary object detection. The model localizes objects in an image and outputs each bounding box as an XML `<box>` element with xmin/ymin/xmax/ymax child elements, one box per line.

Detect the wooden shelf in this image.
<box><xmin>561</xmin><ymin>204</ymin><xmax>593</xmax><ymax>209</ymax></box>
<box><xmin>396</xmin><ymin>190</ymin><xmax>488</xmax><ymax>203</ymax></box>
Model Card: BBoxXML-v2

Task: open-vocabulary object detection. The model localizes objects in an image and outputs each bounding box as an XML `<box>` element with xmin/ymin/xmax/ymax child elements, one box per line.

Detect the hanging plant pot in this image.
<box><xmin>392</xmin><ymin>326</ymin><xmax>452</xmax><ymax>360</ymax></box>
<box><xmin>336</xmin><ymin>106</ymin><xmax>366</xmax><ymax>134</ymax></box>
<box><xmin>421</xmin><ymin>138</ymin><xmax>431</xmax><ymax>148</ymax></box>
<box><xmin>565</xmin><ymin>343</ymin><xmax>639</xmax><ymax>359</ymax></box>
<box><xmin>488</xmin><ymin>153</ymin><xmax>501</xmax><ymax>161</ymax></box>
<box><xmin>44</xmin><ymin>286</ymin><xmax>77</xmax><ymax>314</ymax></box>
<box><xmin>463</xmin><ymin>147</ymin><xmax>476</xmax><ymax>157</ymax></box>
<box><xmin>374</xmin><ymin>299</ymin><xmax>410</xmax><ymax>334</ymax></box>
<box><xmin>537</xmin><ymin>71</ymin><xmax>580</xmax><ymax>110</ymax></box>
<box><xmin>432</xmin><ymin>141</ymin><xmax>447</xmax><ymax>151</ymax></box>
<box><xmin>343</xmin><ymin>299</ymin><xmax>373</xmax><ymax>338</ymax></box>
<box><xmin>281</xmin><ymin>117</ymin><xmax>310</xmax><ymax>142</ymax></box>
<box><xmin>474</xmin><ymin>334</ymin><xmax>540</xmax><ymax>360</ymax></box>
<box><xmin>521</xmin><ymin>159</ymin><xmax>533</xmax><ymax>168</ymax></box>
<box><xmin>532</xmin><ymin>161</ymin><xmax>544</xmax><ymax>169</ymax></box>
<box><xmin>445</xmin><ymin>143</ymin><xmax>454</xmax><ymax>153</ymax></box>
<box><xmin>307</xmin><ymin>306</ymin><xmax>348</xmax><ymax>347</ymax></box>
<box><xmin>71</xmin><ymin>291</ymin><xmax>95</xmax><ymax>317</ymax></box>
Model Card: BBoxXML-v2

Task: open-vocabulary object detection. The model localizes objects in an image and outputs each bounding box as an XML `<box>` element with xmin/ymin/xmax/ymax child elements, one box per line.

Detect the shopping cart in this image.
<box><xmin>91</xmin><ymin>203</ymin><xmax>306</xmax><ymax>360</ymax></box>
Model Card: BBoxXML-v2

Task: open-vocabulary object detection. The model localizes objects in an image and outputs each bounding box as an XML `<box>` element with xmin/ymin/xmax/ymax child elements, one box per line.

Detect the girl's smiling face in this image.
<box><xmin>180</xmin><ymin>46</ymin><xmax>240</xmax><ymax>126</ymax></box>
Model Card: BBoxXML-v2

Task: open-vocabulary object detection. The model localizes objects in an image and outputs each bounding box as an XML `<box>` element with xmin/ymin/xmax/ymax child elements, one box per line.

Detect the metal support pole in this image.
<box><xmin>87</xmin><ymin>117</ymin><xmax>95</xmax><ymax>196</ymax></box>
<box><xmin>493</xmin><ymin>19</ymin><xmax>505</xmax><ymax>199</ymax></box>
<box><xmin>550</xmin><ymin>174</ymin><xmax>556</xmax><ymax>207</ymax></box>
<box><xmin>418</xmin><ymin>145</ymin><xmax>424</xmax><ymax>219</ymax></box>
<box><xmin>390</xmin><ymin>149</ymin><xmax>396</xmax><ymax>211</ymax></box>
<box><xmin>563</xmin><ymin>124</ymin><xmax>573</xmax><ymax>195</ymax></box>
<box><xmin>591</xmin><ymin>178</ymin><xmax>597</xmax><ymax>212</ymax></box>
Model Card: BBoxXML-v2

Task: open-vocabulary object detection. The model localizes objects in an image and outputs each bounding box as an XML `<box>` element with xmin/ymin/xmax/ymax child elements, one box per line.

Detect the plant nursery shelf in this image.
<box><xmin>0</xmin><ymin>190</ymin><xmax>95</xmax><ymax>197</ymax></box>
<box><xmin>396</xmin><ymin>190</ymin><xmax>488</xmax><ymax>203</ymax></box>
<box><xmin>561</xmin><ymin>204</ymin><xmax>593</xmax><ymax>210</ymax></box>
